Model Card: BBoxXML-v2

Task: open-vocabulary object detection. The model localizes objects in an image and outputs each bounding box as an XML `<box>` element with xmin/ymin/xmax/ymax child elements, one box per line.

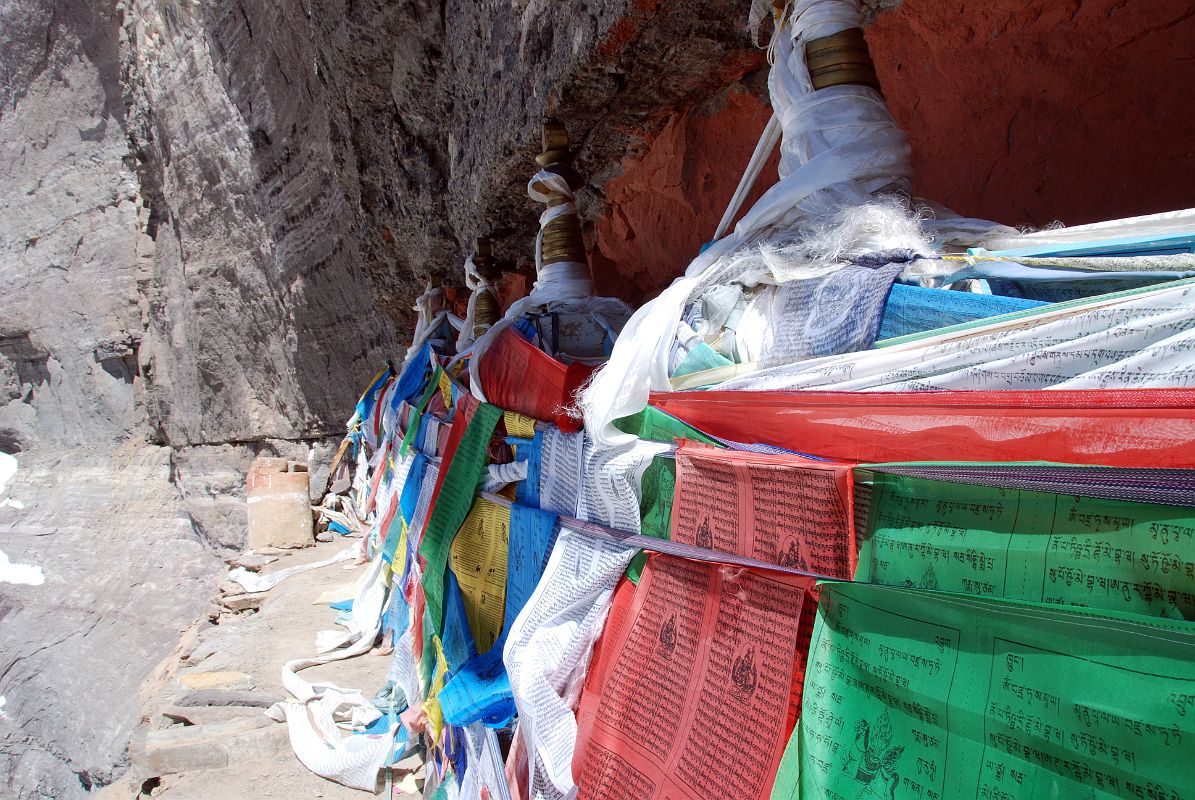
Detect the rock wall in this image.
<box><xmin>0</xmin><ymin>0</ymin><xmax>147</xmax><ymax>454</ymax></box>
<box><xmin>869</xmin><ymin>0</ymin><xmax>1195</xmax><ymax>228</ymax></box>
<box><xmin>128</xmin><ymin>1</ymin><xmax>398</xmax><ymax>446</ymax></box>
<box><xmin>0</xmin><ymin>0</ymin><xmax>772</xmax><ymax>796</ymax></box>
<box><xmin>590</xmin><ymin>75</ymin><xmax>779</xmax><ymax>304</ymax></box>
<box><xmin>0</xmin><ymin>0</ymin><xmax>368</xmax><ymax>793</ymax></box>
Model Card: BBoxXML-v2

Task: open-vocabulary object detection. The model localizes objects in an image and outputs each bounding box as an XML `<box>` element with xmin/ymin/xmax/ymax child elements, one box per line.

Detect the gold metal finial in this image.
<box><xmin>805</xmin><ymin>28</ymin><xmax>880</xmax><ymax>92</ymax></box>
<box><xmin>532</xmin><ymin>120</ymin><xmax>587</xmax><ymax>267</ymax></box>
<box><xmin>471</xmin><ymin>237</ymin><xmax>501</xmax><ymax>335</ymax></box>
<box><xmin>473</xmin><ymin>237</ymin><xmax>503</xmax><ymax>281</ymax></box>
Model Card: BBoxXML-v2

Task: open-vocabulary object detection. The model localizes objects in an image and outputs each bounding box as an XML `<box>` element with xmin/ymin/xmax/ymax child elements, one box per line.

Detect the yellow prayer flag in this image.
<box><xmin>503</xmin><ymin>410</ymin><xmax>537</xmax><ymax>439</ymax></box>
<box><xmin>448</xmin><ymin>498</ymin><xmax>511</xmax><ymax>654</ymax></box>
<box><xmin>391</xmin><ymin>519</ymin><xmax>408</xmax><ymax>578</ymax></box>
<box><xmin>438</xmin><ymin>369</ymin><xmax>453</xmax><ymax>410</ymax></box>
<box><xmin>424</xmin><ymin>636</ymin><xmax>450</xmax><ymax>742</ymax></box>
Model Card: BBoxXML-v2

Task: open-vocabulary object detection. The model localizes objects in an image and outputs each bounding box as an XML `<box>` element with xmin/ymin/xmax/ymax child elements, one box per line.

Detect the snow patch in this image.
<box><xmin>0</xmin><ymin>550</ymin><xmax>44</xmax><ymax>586</ymax></box>
<box><xmin>0</xmin><ymin>452</ymin><xmax>21</xmax><ymax>510</ymax></box>
<box><xmin>0</xmin><ymin>452</ymin><xmax>15</xmax><ymax>494</ymax></box>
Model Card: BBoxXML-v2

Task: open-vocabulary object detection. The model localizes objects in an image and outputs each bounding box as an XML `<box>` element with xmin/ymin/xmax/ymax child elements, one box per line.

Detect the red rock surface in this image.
<box><xmin>871</xmin><ymin>0</ymin><xmax>1195</xmax><ymax>229</ymax></box>
<box><xmin>589</xmin><ymin>83</ymin><xmax>780</xmax><ymax>305</ymax></box>
<box><xmin>591</xmin><ymin>0</ymin><xmax>1195</xmax><ymax>304</ymax></box>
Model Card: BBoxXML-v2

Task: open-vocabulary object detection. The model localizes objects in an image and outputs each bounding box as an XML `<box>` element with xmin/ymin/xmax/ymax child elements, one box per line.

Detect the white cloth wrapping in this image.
<box><xmin>466</xmin><ymin>165</ymin><xmax>631</xmax><ymax>404</ymax></box>
<box><xmin>405</xmin><ymin>280</ymin><xmax>447</xmax><ymax>365</ymax></box>
<box><xmin>481</xmin><ymin>458</ymin><xmax>530</xmax><ymax>492</ymax></box>
<box><xmin>980</xmin><ymin>207</ymin><xmax>1195</xmax><ymax>254</ymax></box>
<box><xmin>579</xmin><ymin>0</ymin><xmax>916</xmax><ymax>446</ymax></box>
<box><xmin>266</xmin><ymin>550</ymin><xmax>399</xmax><ymax>791</ymax></box>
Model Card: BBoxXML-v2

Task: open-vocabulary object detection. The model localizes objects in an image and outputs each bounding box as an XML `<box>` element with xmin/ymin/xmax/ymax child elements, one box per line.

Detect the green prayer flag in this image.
<box><xmin>771</xmin><ymin>722</ymin><xmax>801</xmax><ymax>800</ymax></box>
<box><xmin>857</xmin><ymin>471</ymin><xmax>1195</xmax><ymax>619</ymax></box>
<box><xmin>624</xmin><ymin>552</ymin><xmax>649</xmax><ymax>586</ymax></box>
<box><xmin>419</xmin><ymin>402</ymin><xmax>502</xmax><ymax>639</ymax></box>
<box><xmin>639</xmin><ymin>456</ymin><xmax>676</xmax><ymax>541</ymax></box>
<box><xmin>625</xmin><ymin>456</ymin><xmax>677</xmax><ymax>584</ymax></box>
<box><xmin>790</xmin><ymin>582</ymin><xmax>1195</xmax><ymax>800</ymax></box>
<box><xmin>613</xmin><ymin>406</ymin><xmax>720</xmax><ymax>446</ymax></box>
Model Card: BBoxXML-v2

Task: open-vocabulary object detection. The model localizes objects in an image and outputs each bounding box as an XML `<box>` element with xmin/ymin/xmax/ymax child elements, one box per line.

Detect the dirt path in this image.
<box><xmin>98</xmin><ymin>540</ymin><xmax>419</xmax><ymax>799</ymax></box>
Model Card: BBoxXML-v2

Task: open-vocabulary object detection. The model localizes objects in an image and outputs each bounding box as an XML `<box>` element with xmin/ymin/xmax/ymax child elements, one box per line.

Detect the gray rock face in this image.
<box><xmin>0</xmin><ymin>448</ymin><xmax>219</xmax><ymax>797</ymax></box>
<box><xmin>126</xmin><ymin>0</ymin><xmax>398</xmax><ymax>446</ymax></box>
<box><xmin>0</xmin><ymin>0</ymin><xmax>794</xmax><ymax>796</ymax></box>
<box><xmin>0</xmin><ymin>0</ymin><xmax>147</xmax><ymax>454</ymax></box>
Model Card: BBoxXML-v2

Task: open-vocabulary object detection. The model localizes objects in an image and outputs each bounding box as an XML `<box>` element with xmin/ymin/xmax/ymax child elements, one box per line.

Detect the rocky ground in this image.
<box><xmin>95</xmin><ymin>538</ymin><xmax>421</xmax><ymax>800</ymax></box>
<box><xmin>0</xmin><ymin>448</ymin><xmax>220</xmax><ymax>795</ymax></box>
<box><xmin>0</xmin><ymin>441</ymin><xmax>338</xmax><ymax>798</ymax></box>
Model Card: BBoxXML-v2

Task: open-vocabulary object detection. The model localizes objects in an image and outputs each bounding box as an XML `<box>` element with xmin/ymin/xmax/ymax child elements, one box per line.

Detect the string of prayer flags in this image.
<box><xmin>652</xmin><ymin>389</ymin><xmax>1195</xmax><ymax>467</ymax></box>
<box><xmin>315</xmin><ymin>202</ymin><xmax>1195</xmax><ymax>797</ymax></box>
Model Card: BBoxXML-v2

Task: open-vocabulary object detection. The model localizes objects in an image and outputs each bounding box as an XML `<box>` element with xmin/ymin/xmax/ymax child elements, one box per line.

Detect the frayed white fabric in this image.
<box><xmin>580</xmin><ymin>0</ymin><xmax>916</xmax><ymax>446</ymax></box>
<box><xmin>226</xmin><ymin>547</ymin><xmax>356</xmax><ymax>593</ymax></box>
<box><xmin>268</xmin><ymin>687</ymin><xmax>396</xmax><ymax>792</ymax></box>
